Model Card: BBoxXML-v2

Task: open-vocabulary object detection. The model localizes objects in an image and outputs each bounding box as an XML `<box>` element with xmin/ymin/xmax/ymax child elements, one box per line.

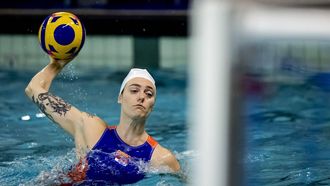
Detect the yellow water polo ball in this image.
<box><xmin>38</xmin><ymin>12</ymin><xmax>85</xmax><ymax>61</ymax></box>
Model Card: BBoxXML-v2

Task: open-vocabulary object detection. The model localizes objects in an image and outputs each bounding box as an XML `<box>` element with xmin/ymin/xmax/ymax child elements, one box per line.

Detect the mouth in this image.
<box><xmin>134</xmin><ymin>104</ymin><xmax>146</xmax><ymax>110</ymax></box>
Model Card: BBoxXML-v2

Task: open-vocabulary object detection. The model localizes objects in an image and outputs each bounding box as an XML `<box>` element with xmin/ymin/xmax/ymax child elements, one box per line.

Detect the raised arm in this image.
<box><xmin>25</xmin><ymin>58</ymin><xmax>87</xmax><ymax>137</ymax></box>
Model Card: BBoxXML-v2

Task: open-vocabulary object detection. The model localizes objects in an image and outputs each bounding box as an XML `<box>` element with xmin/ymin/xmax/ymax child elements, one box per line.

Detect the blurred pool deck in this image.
<box><xmin>0</xmin><ymin>35</ymin><xmax>188</xmax><ymax>73</ymax></box>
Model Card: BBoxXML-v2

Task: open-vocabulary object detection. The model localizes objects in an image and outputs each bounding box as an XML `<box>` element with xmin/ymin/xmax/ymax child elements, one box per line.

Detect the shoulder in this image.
<box><xmin>81</xmin><ymin>112</ymin><xmax>107</xmax><ymax>127</ymax></box>
<box><xmin>81</xmin><ymin>112</ymin><xmax>108</xmax><ymax>133</ymax></box>
<box><xmin>151</xmin><ymin>144</ymin><xmax>181</xmax><ymax>172</ymax></box>
<box><xmin>79</xmin><ymin>112</ymin><xmax>108</xmax><ymax>147</ymax></box>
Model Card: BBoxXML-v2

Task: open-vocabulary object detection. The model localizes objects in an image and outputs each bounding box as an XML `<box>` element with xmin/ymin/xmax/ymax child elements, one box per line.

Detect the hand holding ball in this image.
<box><xmin>38</xmin><ymin>12</ymin><xmax>85</xmax><ymax>62</ymax></box>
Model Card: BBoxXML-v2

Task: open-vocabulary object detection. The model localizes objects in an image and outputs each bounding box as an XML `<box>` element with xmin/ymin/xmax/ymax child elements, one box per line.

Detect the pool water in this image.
<box><xmin>0</xmin><ymin>66</ymin><xmax>190</xmax><ymax>186</ymax></box>
<box><xmin>3</xmin><ymin>64</ymin><xmax>330</xmax><ymax>186</ymax></box>
<box><xmin>244</xmin><ymin>77</ymin><xmax>330</xmax><ymax>185</ymax></box>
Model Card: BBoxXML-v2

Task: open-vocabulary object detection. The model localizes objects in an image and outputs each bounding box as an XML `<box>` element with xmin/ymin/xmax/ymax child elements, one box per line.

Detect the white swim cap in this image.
<box><xmin>119</xmin><ymin>68</ymin><xmax>156</xmax><ymax>95</ymax></box>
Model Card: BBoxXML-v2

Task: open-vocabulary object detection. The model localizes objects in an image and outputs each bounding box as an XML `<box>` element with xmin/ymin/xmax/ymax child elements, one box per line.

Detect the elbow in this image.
<box><xmin>172</xmin><ymin>161</ymin><xmax>181</xmax><ymax>173</ymax></box>
<box><xmin>165</xmin><ymin>154</ymin><xmax>181</xmax><ymax>173</ymax></box>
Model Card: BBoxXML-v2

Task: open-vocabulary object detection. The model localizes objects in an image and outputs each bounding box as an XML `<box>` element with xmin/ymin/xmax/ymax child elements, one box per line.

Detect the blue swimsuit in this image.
<box><xmin>67</xmin><ymin>126</ymin><xmax>158</xmax><ymax>185</ymax></box>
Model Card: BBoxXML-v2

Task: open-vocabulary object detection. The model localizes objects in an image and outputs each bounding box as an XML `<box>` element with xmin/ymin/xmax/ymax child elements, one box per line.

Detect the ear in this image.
<box><xmin>118</xmin><ymin>94</ymin><xmax>122</xmax><ymax>104</ymax></box>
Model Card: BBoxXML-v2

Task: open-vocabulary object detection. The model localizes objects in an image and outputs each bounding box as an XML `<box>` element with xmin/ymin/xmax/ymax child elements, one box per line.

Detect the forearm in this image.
<box><xmin>25</xmin><ymin>60</ymin><xmax>64</xmax><ymax>95</ymax></box>
<box><xmin>24</xmin><ymin>59</ymin><xmax>83</xmax><ymax>136</ymax></box>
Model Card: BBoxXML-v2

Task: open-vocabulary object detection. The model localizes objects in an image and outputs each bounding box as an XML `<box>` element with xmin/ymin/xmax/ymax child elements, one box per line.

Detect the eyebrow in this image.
<box><xmin>129</xmin><ymin>84</ymin><xmax>154</xmax><ymax>91</ymax></box>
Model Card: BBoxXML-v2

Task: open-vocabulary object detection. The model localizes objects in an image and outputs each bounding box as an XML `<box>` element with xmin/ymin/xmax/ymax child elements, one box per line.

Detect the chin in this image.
<box><xmin>128</xmin><ymin>109</ymin><xmax>151</xmax><ymax>120</ymax></box>
<box><xmin>132</xmin><ymin>114</ymin><xmax>146</xmax><ymax>120</ymax></box>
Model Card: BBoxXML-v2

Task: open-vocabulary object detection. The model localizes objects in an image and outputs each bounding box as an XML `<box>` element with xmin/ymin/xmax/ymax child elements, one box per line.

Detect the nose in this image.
<box><xmin>137</xmin><ymin>91</ymin><xmax>145</xmax><ymax>102</ymax></box>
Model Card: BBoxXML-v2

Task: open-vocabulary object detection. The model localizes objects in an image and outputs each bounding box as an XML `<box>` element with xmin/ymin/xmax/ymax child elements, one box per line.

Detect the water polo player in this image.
<box><xmin>24</xmin><ymin>57</ymin><xmax>180</xmax><ymax>184</ymax></box>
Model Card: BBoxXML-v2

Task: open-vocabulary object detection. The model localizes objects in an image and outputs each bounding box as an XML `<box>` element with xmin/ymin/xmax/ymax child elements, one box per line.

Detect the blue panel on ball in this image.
<box><xmin>66</xmin><ymin>47</ymin><xmax>77</xmax><ymax>54</ymax></box>
<box><xmin>40</xmin><ymin>15</ymin><xmax>51</xmax><ymax>53</ymax></box>
<box><xmin>70</xmin><ymin>17</ymin><xmax>79</xmax><ymax>25</ymax></box>
<box><xmin>49</xmin><ymin>44</ymin><xmax>58</xmax><ymax>53</ymax></box>
<box><xmin>54</xmin><ymin>24</ymin><xmax>75</xmax><ymax>45</ymax></box>
<box><xmin>75</xmin><ymin>23</ymin><xmax>85</xmax><ymax>56</ymax></box>
<box><xmin>51</xmin><ymin>16</ymin><xmax>61</xmax><ymax>23</ymax></box>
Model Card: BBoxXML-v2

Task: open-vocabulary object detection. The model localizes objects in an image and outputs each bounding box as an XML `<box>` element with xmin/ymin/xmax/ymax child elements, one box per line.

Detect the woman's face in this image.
<box><xmin>118</xmin><ymin>77</ymin><xmax>156</xmax><ymax>120</ymax></box>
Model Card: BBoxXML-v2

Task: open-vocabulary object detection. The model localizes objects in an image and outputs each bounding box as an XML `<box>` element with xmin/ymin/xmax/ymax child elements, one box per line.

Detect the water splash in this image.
<box><xmin>58</xmin><ymin>64</ymin><xmax>90</xmax><ymax>112</ymax></box>
<box><xmin>0</xmin><ymin>148</ymin><xmax>192</xmax><ymax>186</ymax></box>
<box><xmin>147</xmin><ymin>150</ymin><xmax>195</xmax><ymax>185</ymax></box>
<box><xmin>60</xmin><ymin>64</ymin><xmax>79</xmax><ymax>81</ymax></box>
<box><xmin>20</xmin><ymin>149</ymin><xmax>77</xmax><ymax>186</ymax></box>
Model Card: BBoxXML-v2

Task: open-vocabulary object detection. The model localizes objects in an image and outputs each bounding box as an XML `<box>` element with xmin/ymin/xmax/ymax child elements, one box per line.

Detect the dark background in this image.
<box><xmin>0</xmin><ymin>0</ymin><xmax>189</xmax><ymax>36</ymax></box>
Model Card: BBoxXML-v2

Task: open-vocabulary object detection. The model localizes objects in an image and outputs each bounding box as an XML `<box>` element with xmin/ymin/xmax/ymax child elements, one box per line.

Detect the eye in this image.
<box><xmin>145</xmin><ymin>90</ymin><xmax>154</xmax><ymax>98</ymax></box>
<box><xmin>130</xmin><ymin>88</ymin><xmax>139</xmax><ymax>94</ymax></box>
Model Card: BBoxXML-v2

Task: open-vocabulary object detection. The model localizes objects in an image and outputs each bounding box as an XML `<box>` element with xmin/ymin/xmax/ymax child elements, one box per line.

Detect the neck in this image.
<box><xmin>117</xmin><ymin>113</ymin><xmax>148</xmax><ymax>146</ymax></box>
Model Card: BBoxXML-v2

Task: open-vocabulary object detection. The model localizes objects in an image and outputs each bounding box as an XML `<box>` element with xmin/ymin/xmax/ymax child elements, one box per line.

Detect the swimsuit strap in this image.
<box><xmin>146</xmin><ymin>135</ymin><xmax>158</xmax><ymax>149</ymax></box>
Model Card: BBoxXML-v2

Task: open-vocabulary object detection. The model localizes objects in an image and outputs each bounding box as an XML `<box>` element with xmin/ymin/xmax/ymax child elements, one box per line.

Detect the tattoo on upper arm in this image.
<box><xmin>32</xmin><ymin>92</ymin><xmax>72</xmax><ymax>122</ymax></box>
